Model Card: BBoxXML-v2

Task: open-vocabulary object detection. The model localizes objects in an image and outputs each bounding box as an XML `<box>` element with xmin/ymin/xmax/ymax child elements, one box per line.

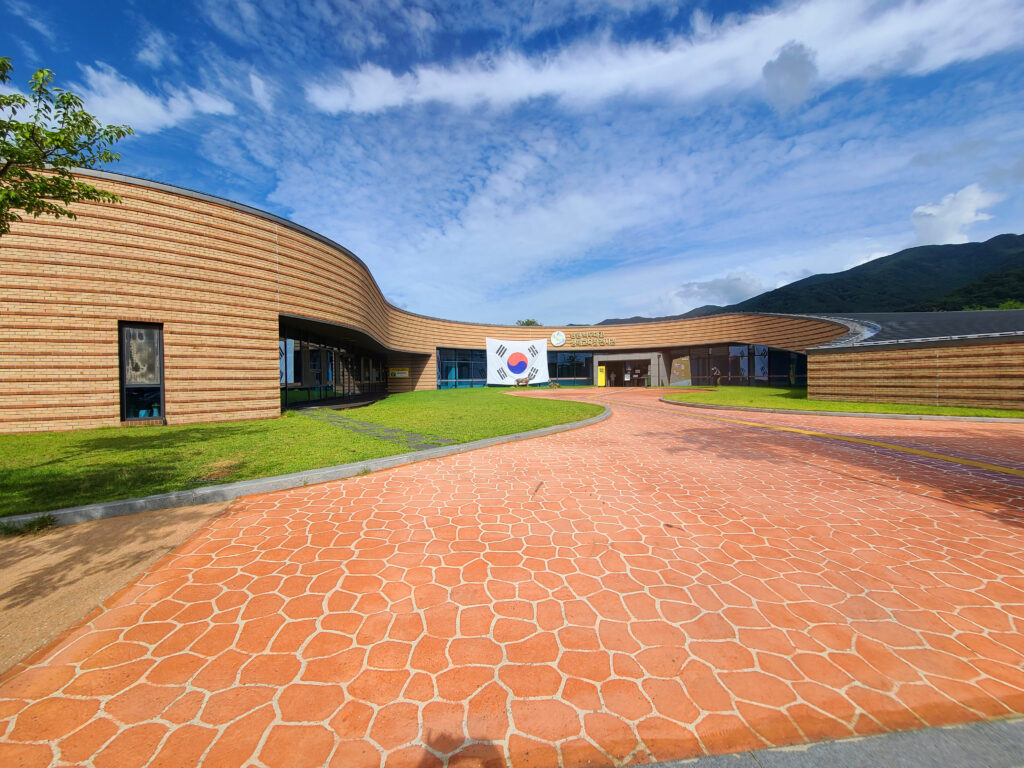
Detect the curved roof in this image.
<box><xmin>810</xmin><ymin>310</ymin><xmax>1024</xmax><ymax>348</ymax></box>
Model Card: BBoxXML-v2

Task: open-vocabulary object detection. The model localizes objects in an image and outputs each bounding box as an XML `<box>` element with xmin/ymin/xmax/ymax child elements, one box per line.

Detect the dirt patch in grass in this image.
<box><xmin>200</xmin><ymin>458</ymin><xmax>243</xmax><ymax>482</ymax></box>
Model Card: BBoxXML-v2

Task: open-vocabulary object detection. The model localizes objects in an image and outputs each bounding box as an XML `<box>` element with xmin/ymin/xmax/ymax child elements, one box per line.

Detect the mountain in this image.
<box><xmin>905</xmin><ymin>266</ymin><xmax>1024</xmax><ymax>311</ymax></box>
<box><xmin>597</xmin><ymin>234</ymin><xmax>1024</xmax><ymax>324</ymax></box>
<box><xmin>598</xmin><ymin>304</ymin><xmax>722</xmax><ymax>326</ymax></box>
<box><xmin>730</xmin><ymin>234</ymin><xmax>1024</xmax><ymax>314</ymax></box>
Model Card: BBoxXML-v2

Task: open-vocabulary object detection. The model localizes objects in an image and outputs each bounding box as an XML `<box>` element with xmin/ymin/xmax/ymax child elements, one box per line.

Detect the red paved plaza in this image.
<box><xmin>2</xmin><ymin>389</ymin><xmax>1022</xmax><ymax>767</ymax></box>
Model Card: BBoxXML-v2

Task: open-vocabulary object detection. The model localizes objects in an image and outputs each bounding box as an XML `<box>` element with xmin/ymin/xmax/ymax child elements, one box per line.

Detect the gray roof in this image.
<box><xmin>810</xmin><ymin>310</ymin><xmax>1024</xmax><ymax>348</ymax></box>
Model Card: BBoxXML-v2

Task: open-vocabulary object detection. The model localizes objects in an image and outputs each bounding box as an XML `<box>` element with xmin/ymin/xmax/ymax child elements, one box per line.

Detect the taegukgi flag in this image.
<box><xmin>486</xmin><ymin>338</ymin><xmax>549</xmax><ymax>385</ymax></box>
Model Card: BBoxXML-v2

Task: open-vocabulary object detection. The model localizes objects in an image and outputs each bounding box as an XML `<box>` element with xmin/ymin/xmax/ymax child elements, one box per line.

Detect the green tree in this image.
<box><xmin>0</xmin><ymin>57</ymin><xmax>133</xmax><ymax>237</ymax></box>
<box><xmin>964</xmin><ymin>299</ymin><xmax>1024</xmax><ymax>310</ymax></box>
<box><xmin>515</xmin><ymin>318</ymin><xmax>541</xmax><ymax>326</ymax></box>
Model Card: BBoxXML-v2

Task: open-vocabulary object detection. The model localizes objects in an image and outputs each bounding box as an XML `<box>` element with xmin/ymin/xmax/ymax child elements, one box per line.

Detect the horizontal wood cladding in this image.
<box><xmin>808</xmin><ymin>340</ymin><xmax>1024</xmax><ymax>410</ymax></box>
<box><xmin>0</xmin><ymin>173</ymin><xmax>847</xmax><ymax>432</ymax></box>
<box><xmin>384</xmin><ymin>353</ymin><xmax>432</xmax><ymax>393</ymax></box>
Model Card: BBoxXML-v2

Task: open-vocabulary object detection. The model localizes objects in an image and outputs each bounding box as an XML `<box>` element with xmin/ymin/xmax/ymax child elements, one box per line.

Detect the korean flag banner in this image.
<box><xmin>486</xmin><ymin>338</ymin><xmax>549</xmax><ymax>385</ymax></box>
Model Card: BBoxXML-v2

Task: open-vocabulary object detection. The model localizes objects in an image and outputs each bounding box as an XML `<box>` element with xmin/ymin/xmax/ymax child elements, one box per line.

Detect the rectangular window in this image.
<box><xmin>545</xmin><ymin>351</ymin><xmax>593</xmax><ymax>385</ymax></box>
<box><xmin>436</xmin><ymin>348</ymin><xmax>488</xmax><ymax>388</ymax></box>
<box><xmin>753</xmin><ymin>345</ymin><xmax>769</xmax><ymax>383</ymax></box>
<box><xmin>120</xmin><ymin>322</ymin><xmax>164</xmax><ymax>421</ymax></box>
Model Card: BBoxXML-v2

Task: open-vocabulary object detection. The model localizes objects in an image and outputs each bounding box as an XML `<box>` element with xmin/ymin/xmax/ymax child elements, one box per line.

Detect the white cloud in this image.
<box><xmin>987</xmin><ymin>155</ymin><xmax>1024</xmax><ymax>184</ymax></box>
<box><xmin>199</xmin><ymin>129</ymin><xmax>267</xmax><ymax>182</ymax></box>
<box><xmin>73</xmin><ymin>64</ymin><xmax>235</xmax><ymax>133</ymax></box>
<box><xmin>91</xmin><ymin>0</ymin><xmax>1023</xmax><ymax>325</ymax></box>
<box><xmin>136</xmin><ymin>29</ymin><xmax>180</xmax><ymax>69</ymax></box>
<box><xmin>911</xmin><ymin>184</ymin><xmax>1005</xmax><ymax>244</ymax></box>
<box><xmin>762</xmin><ymin>41</ymin><xmax>817</xmax><ymax>110</ymax></box>
<box><xmin>254</xmin><ymin>76</ymin><xmax>1024</xmax><ymax>324</ymax></box>
<box><xmin>306</xmin><ymin>0</ymin><xmax>1024</xmax><ymax>114</ymax></box>
<box><xmin>248</xmin><ymin>72</ymin><xmax>273</xmax><ymax>111</ymax></box>
<box><xmin>845</xmin><ymin>250</ymin><xmax>890</xmax><ymax>269</ymax></box>
<box><xmin>200</xmin><ymin>0</ymin><xmax>262</xmax><ymax>46</ymax></box>
<box><xmin>667</xmin><ymin>272</ymin><xmax>768</xmax><ymax>311</ymax></box>
<box><xmin>404</xmin><ymin>6</ymin><xmax>438</xmax><ymax>51</ymax></box>
<box><xmin>0</xmin><ymin>79</ymin><xmax>26</xmax><ymax>99</ymax></box>
<box><xmin>200</xmin><ymin>0</ymin><xmax>389</xmax><ymax>56</ymax></box>
<box><xmin>5</xmin><ymin>0</ymin><xmax>56</xmax><ymax>42</ymax></box>
<box><xmin>197</xmin><ymin>0</ymin><xmax>688</xmax><ymax>61</ymax></box>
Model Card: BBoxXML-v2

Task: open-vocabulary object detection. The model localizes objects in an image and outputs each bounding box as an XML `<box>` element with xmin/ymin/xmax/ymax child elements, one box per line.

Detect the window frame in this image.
<box><xmin>119</xmin><ymin>321</ymin><xmax>165</xmax><ymax>422</ymax></box>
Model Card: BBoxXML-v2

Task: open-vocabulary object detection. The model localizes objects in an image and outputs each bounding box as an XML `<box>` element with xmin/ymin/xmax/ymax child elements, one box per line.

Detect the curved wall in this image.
<box><xmin>0</xmin><ymin>171</ymin><xmax>848</xmax><ymax>432</ymax></box>
<box><xmin>809</xmin><ymin>338</ymin><xmax>1024</xmax><ymax>409</ymax></box>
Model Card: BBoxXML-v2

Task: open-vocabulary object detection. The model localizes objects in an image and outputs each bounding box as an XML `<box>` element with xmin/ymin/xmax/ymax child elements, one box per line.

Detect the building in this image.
<box><xmin>0</xmin><ymin>171</ymin><xmax>1021</xmax><ymax>433</ymax></box>
<box><xmin>807</xmin><ymin>311</ymin><xmax>1024</xmax><ymax>410</ymax></box>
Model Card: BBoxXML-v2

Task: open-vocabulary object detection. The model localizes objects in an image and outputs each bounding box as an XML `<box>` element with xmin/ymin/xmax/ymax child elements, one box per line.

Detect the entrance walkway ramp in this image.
<box><xmin>0</xmin><ymin>388</ymin><xmax>1022</xmax><ymax>767</ymax></box>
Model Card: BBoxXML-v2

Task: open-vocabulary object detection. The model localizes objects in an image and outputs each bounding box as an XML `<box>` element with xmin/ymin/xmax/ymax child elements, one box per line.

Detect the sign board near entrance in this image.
<box><xmin>568</xmin><ymin>330</ymin><xmax>616</xmax><ymax>347</ymax></box>
<box><xmin>389</xmin><ymin>367</ymin><xmax>410</xmax><ymax>378</ymax></box>
<box><xmin>670</xmin><ymin>356</ymin><xmax>691</xmax><ymax>386</ymax></box>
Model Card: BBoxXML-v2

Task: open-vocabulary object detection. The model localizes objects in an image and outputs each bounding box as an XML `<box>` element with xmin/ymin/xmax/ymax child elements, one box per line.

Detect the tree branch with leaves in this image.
<box><xmin>0</xmin><ymin>56</ymin><xmax>133</xmax><ymax>237</ymax></box>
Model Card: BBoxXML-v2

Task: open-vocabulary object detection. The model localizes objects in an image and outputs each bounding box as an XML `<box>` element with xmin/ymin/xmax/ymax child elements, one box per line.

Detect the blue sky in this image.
<box><xmin>3</xmin><ymin>0</ymin><xmax>1023</xmax><ymax>324</ymax></box>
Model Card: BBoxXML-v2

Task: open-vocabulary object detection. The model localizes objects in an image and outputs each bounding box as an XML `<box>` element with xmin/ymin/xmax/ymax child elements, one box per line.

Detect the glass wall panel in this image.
<box><xmin>690</xmin><ymin>351</ymin><xmax>710</xmax><ymax>385</ymax></box>
<box><xmin>546</xmin><ymin>351</ymin><xmax>594</xmax><ymax>386</ymax></box>
<box><xmin>688</xmin><ymin>344</ymin><xmax>804</xmax><ymax>387</ymax></box>
<box><xmin>309</xmin><ymin>348</ymin><xmax>321</xmax><ymax>386</ymax></box>
<box><xmin>437</xmin><ymin>348</ymin><xmax>487</xmax><ymax>388</ymax></box>
<box><xmin>727</xmin><ymin>345</ymin><xmax>749</xmax><ymax>383</ymax></box>
<box><xmin>279</xmin><ymin>324</ymin><xmax>386</xmax><ymax>408</ymax></box>
<box><xmin>768</xmin><ymin>349</ymin><xmax>791</xmax><ymax>385</ymax></box>
<box><xmin>753</xmin><ymin>345</ymin><xmax>769</xmax><ymax>383</ymax></box>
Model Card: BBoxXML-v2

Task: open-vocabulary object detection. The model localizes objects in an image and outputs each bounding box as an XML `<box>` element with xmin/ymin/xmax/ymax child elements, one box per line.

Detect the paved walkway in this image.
<box><xmin>669</xmin><ymin>715</ymin><xmax>1024</xmax><ymax>767</ymax></box>
<box><xmin>1</xmin><ymin>388</ymin><xmax>1022</xmax><ymax>767</ymax></box>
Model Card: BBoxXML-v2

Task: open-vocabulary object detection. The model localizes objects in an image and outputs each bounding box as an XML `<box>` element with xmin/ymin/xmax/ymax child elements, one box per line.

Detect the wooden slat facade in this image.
<box><xmin>808</xmin><ymin>339</ymin><xmax>1024</xmax><ymax>410</ymax></box>
<box><xmin>0</xmin><ymin>173</ymin><xmax>853</xmax><ymax>432</ymax></box>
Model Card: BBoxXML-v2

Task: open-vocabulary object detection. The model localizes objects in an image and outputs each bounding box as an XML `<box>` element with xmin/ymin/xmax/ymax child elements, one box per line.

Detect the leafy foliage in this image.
<box><xmin>0</xmin><ymin>57</ymin><xmax>133</xmax><ymax>236</ymax></box>
<box><xmin>909</xmin><ymin>267</ymin><xmax>1024</xmax><ymax>311</ymax></box>
<box><xmin>515</xmin><ymin>318</ymin><xmax>542</xmax><ymax>326</ymax></box>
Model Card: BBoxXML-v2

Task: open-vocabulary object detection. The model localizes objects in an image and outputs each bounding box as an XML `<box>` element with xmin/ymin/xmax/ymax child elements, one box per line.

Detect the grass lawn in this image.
<box><xmin>662</xmin><ymin>386</ymin><xmax>1024</xmax><ymax>418</ymax></box>
<box><xmin>337</xmin><ymin>387</ymin><xmax>601</xmax><ymax>441</ymax></box>
<box><xmin>0</xmin><ymin>389</ymin><xmax>602</xmax><ymax>518</ymax></box>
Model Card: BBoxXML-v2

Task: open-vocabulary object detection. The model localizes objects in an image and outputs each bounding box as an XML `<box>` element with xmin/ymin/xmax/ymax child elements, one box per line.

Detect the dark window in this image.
<box><xmin>120</xmin><ymin>322</ymin><xmax>164</xmax><ymax>421</ymax></box>
<box><xmin>546</xmin><ymin>351</ymin><xmax>593</xmax><ymax>385</ymax></box>
<box><xmin>279</xmin><ymin>323</ymin><xmax>386</xmax><ymax>408</ymax></box>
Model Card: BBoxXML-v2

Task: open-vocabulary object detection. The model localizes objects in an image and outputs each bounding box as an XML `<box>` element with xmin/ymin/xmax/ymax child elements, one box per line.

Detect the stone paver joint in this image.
<box><xmin>1</xmin><ymin>388</ymin><xmax>1021</xmax><ymax>768</ymax></box>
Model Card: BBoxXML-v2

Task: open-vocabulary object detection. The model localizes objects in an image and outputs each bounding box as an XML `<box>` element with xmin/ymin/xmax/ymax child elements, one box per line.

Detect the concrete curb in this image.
<box><xmin>658</xmin><ymin>397</ymin><xmax>1024</xmax><ymax>423</ymax></box>
<box><xmin>2</xmin><ymin>406</ymin><xmax>610</xmax><ymax>530</ymax></box>
<box><xmin>656</xmin><ymin>715</ymin><xmax>1024</xmax><ymax>768</ymax></box>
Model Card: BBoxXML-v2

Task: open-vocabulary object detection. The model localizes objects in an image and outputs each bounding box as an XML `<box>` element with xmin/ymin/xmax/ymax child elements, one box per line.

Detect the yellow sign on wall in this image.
<box><xmin>389</xmin><ymin>367</ymin><xmax>409</xmax><ymax>378</ymax></box>
<box><xmin>597</xmin><ymin>365</ymin><xmax>606</xmax><ymax>387</ymax></box>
